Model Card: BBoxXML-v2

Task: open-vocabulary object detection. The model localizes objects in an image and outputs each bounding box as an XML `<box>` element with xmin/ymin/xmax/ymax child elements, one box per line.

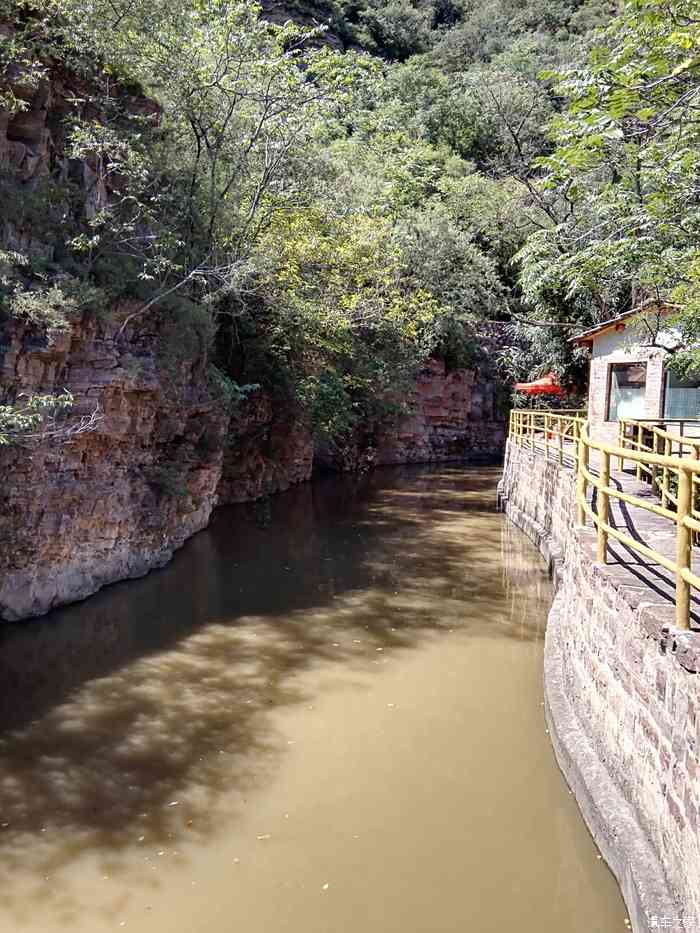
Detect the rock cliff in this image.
<box><xmin>0</xmin><ymin>310</ymin><xmax>313</xmax><ymax>621</ymax></box>
<box><xmin>0</xmin><ymin>20</ymin><xmax>505</xmax><ymax>621</ymax></box>
<box><xmin>0</xmin><ymin>316</ymin><xmax>503</xmax><ymax>621</ymax></box>
<box><xmin>217</xmin><ymin>392</ymin><xmax>313</xmax><ymax>504</ymax></box>
<box><xmin>374</xmin><ymin>357</ymin><xmax>504</xmax><ymax>464</ymax></box>
<box><xmin>319</xmin><ymin>357</ymin><xmax>505</xmax><ymax>471</ymax></box>
<box><xmin>0</xmin><ymin>68</ymin><xmax>503</xmax><ymax>619</ymax></box>
<box><xmin>0</xmin><ymin>310</ymin><xmax>224</xmax><ymax>620</ymax></box>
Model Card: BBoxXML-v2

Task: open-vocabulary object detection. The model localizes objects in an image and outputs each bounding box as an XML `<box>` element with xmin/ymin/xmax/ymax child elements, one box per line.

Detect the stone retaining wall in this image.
<box><xmin>500</xmin><ymin>440</ymin><xmax>699</xmax><ymax>933</ymax></box>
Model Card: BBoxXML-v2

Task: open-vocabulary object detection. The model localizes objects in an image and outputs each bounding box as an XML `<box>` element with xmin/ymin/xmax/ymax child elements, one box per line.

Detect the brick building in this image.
<box><xmin>571</xmin><ymin>310</ymin><xmax>700</xmax><ymax>443</ymax></box>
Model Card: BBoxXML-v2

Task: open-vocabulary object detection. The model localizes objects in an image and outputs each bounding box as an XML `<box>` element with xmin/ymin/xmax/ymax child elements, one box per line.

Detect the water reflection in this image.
<box><xmin>0</xmin><ymin>467</ymin><xmax>619</xmax><ymax>930</ymax></box>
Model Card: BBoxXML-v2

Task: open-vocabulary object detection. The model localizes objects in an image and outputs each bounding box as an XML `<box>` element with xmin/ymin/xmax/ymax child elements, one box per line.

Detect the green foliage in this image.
<box><xmin>0</xmin><ymin>391</ymin><xmax>73</xmax><ymax>445</ymax></box>
<box><xmin>0</xmin><ymin>2</ymin><xmax>48</xmax><ymax>113</ymax></box>
<box><xmin>1</xmin><ymin>278</ymin><xmax>104</xmax><ymax>331</ymax></box>
<box><xmin>518</xmin><ymin>0</ymin><xmax>700</xmax><ymax>372</ymax></box>
<box><xmin>355</xmin><ymin>0</ymin><xmax>436</xmax><ymax>60</ymax></box>
<box><xmin>252</xmin><ymin>206</ymin><xmax>448</xmax><ymax>438</ymax></box>
<box><xmin>208</xmin><ymin>365</ymin><xmax>260</xmax><ymax>410</ymax></box>
<box><xmin>0</xmin><ymin>0</ymin><xmax>622</xmax><ymax>449</ymax></box>
<box><xmin>430</xmin><ymin>0</ymin><xmax>612</xmax><ymax>70</ymax></box>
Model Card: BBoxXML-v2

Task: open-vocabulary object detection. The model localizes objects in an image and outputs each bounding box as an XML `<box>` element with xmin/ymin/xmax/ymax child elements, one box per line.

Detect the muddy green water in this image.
<box><xmin>0</xmin><ymin>466</ymin><xmax>625</xmax><ymax>932</ymax></box>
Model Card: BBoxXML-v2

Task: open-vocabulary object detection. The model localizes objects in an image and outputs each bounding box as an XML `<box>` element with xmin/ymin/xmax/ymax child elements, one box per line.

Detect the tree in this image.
<box><xmin>48</xmin><ymin>0</ymin><xmax>368</xmax><ymax>325</ymax></box>
<box><xmin>518</xmin><ymin>0</ymin><xmax>700</xmax><ymax>369</ymax></box>
<box><xmin>0</xmin><ymin>0</ymin><xmax>621</xmax><ymax>448</ymax></box>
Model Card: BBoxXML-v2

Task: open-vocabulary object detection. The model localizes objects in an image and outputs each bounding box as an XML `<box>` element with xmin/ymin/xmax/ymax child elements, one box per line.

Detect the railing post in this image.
<box><xmin>544</xmin><ymin>413</ymin><xmax>550</xmax><ymax>462</ymax></box>
<box><xmin>651</xmin><ymin>430</ymin><xmax>659</xmax><ymax>495</ymax></box>
<box><xmin>576</xmin><ymin>431</ymin><xmax>588</xmax><ymax>527</ymax></box>
<box><xmin>662</xmin><ymin>438</ymin><xmax>671</xmax><ymax>509</ymax></box>
<box><xmin>692</xmin><ymin>448</ymin><xmax>700</xmax><ymax>548</ymax></box>
<box><xmin>558</xmin><ymin>418</ymin><xmax>564</xmax><ymax>466</ymax></box>
<box><xmin>596</xmin><ymin>450</ymin><xmax>610</xmax><ymax>563</ymax></box>
<box><xmin>676</xmin><ymin>464</ymin><xmax>692</xmax><ymax>630</ymax></box>
<box><xmin>618</xmin><ymin>421</ymin><xmax>625</xmax><ymax>472</ymax></box>
<box><xmin>636</xmin><ymin>424</ymin><xmax>644</xmax><ymax>481</ymax></box>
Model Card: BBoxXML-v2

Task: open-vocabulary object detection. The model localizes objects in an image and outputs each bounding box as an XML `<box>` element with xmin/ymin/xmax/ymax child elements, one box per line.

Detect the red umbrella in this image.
<box><xmin>513</xmin><ymin>372</ymin><xmax>565</xmax><ymax>397</ymax></box>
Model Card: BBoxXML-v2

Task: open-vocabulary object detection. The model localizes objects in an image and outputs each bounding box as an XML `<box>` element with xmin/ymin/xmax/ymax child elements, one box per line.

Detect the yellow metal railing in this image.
<box><xmin>618</xmin><ymin>418</ymin><xmax>700</xmax><ymax>514</ymax></box>
<box><xmin>508</xmin><ymin>409</ymin><xmax>586</xmax><ymax>467</ymax></box>
<box><xmin>508</xmin><ymin>409</ymin><xmax>700</xmax><ymax>630</ymax></box>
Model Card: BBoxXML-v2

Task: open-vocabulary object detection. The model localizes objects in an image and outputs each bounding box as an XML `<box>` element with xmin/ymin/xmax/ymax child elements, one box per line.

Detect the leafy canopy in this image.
<box><xmin>518</xmin><ymin>0</ymin><xmax>700</xmax><ymax>372</ymax></box>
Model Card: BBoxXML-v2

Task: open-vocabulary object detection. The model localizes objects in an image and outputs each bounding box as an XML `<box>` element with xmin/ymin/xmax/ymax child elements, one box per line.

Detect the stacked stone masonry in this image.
<box><xmin>500</xmin><ymin>441</ymin><xmax>700</xmax><ymax>932</ymax></box>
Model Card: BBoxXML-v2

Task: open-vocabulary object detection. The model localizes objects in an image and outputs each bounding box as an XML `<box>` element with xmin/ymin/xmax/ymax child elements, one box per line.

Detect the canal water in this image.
<box><xmin>0</xmin><ymin>466</ymin><xmax>624</xmax><ymax>932</ymax></box>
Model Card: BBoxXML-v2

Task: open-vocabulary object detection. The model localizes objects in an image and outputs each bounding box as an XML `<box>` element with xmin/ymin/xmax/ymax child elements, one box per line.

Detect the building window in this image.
<box><xmin>664</xmin><ymin>370</ymin><xmax>700</xmax><ymax>420</ymax></box>
<box><xmin>607</xmin><ymin>362</ymin><xmax>647</xmax><ymax>421</ymax></box>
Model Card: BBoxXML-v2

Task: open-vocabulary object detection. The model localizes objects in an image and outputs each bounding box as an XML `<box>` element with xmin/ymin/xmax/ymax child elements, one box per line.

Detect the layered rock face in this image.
<box><xmin>0</xmin><ymin>28</ymin><xmax>159</xmax><ymax>246</ymax></box>
<box><xmin>0</xmin><ymin>310</ymin><xmax>317</xmax><ymax>621</ymax></box>
<box><xmin>374</xmin><ymin>358</ymin><xmax>504</xmax><ymax>464</ymax></box>
<box><xmin>0</xmin><ymin>335</ymin><xmax>504</xmax><ymax>621</ymax></box>
<box><xmin>0</xmin><ymin>311</ymin><xmax>229</xmax><ymax>621</ymax></box>
<box><xmin>0</xmin><ymin>314</ymin><xmax>503</xmax><ymax>621</ymax></box>
<box><xmin>0</xmin><ymin>366</ymin><xmax>313</xmax><ymax>623</ymax></box>
<box><xmin>217</xmin><ymin>393</ymin><xmax>313</xmax><ymax>504</ymax></box>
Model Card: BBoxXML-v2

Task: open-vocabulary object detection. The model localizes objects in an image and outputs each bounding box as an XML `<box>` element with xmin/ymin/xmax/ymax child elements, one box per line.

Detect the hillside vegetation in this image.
<box><xmin>1</xmin><ymin>0</ymin><xmax>698</xmax><ymax>445</ymax></box>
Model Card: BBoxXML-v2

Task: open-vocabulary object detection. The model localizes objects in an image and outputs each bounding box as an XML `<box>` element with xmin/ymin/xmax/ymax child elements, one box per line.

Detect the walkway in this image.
<box><xmin>538</xmin><ymin>441</ymin><xmax>700</xmax><ymax>630</ymax></box>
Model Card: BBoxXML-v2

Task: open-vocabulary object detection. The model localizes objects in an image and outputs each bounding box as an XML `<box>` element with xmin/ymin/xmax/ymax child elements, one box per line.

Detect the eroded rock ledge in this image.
<box><xmin>500</xmin><ymin>441</ymin><xmax>698</xmax><ymax>933</ymax></box>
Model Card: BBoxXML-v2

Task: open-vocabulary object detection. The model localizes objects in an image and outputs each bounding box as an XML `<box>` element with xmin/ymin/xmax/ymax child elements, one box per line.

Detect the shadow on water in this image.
<box><xmin>0</xmin><ymin>465</ymin><xmax>551</xmax><ymax>915</ymax></box>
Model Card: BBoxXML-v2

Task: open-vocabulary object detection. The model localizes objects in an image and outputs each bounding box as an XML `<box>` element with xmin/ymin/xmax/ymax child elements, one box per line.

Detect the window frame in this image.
<box><xmin>605</xmin><ymin>361</ymin><xmax>648</xmax><ymax>423</ymax></box>
<box><xmin>663</xmin><ymin>368</ymin><xmax>700</xmax><ymax>421</ymax></box>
